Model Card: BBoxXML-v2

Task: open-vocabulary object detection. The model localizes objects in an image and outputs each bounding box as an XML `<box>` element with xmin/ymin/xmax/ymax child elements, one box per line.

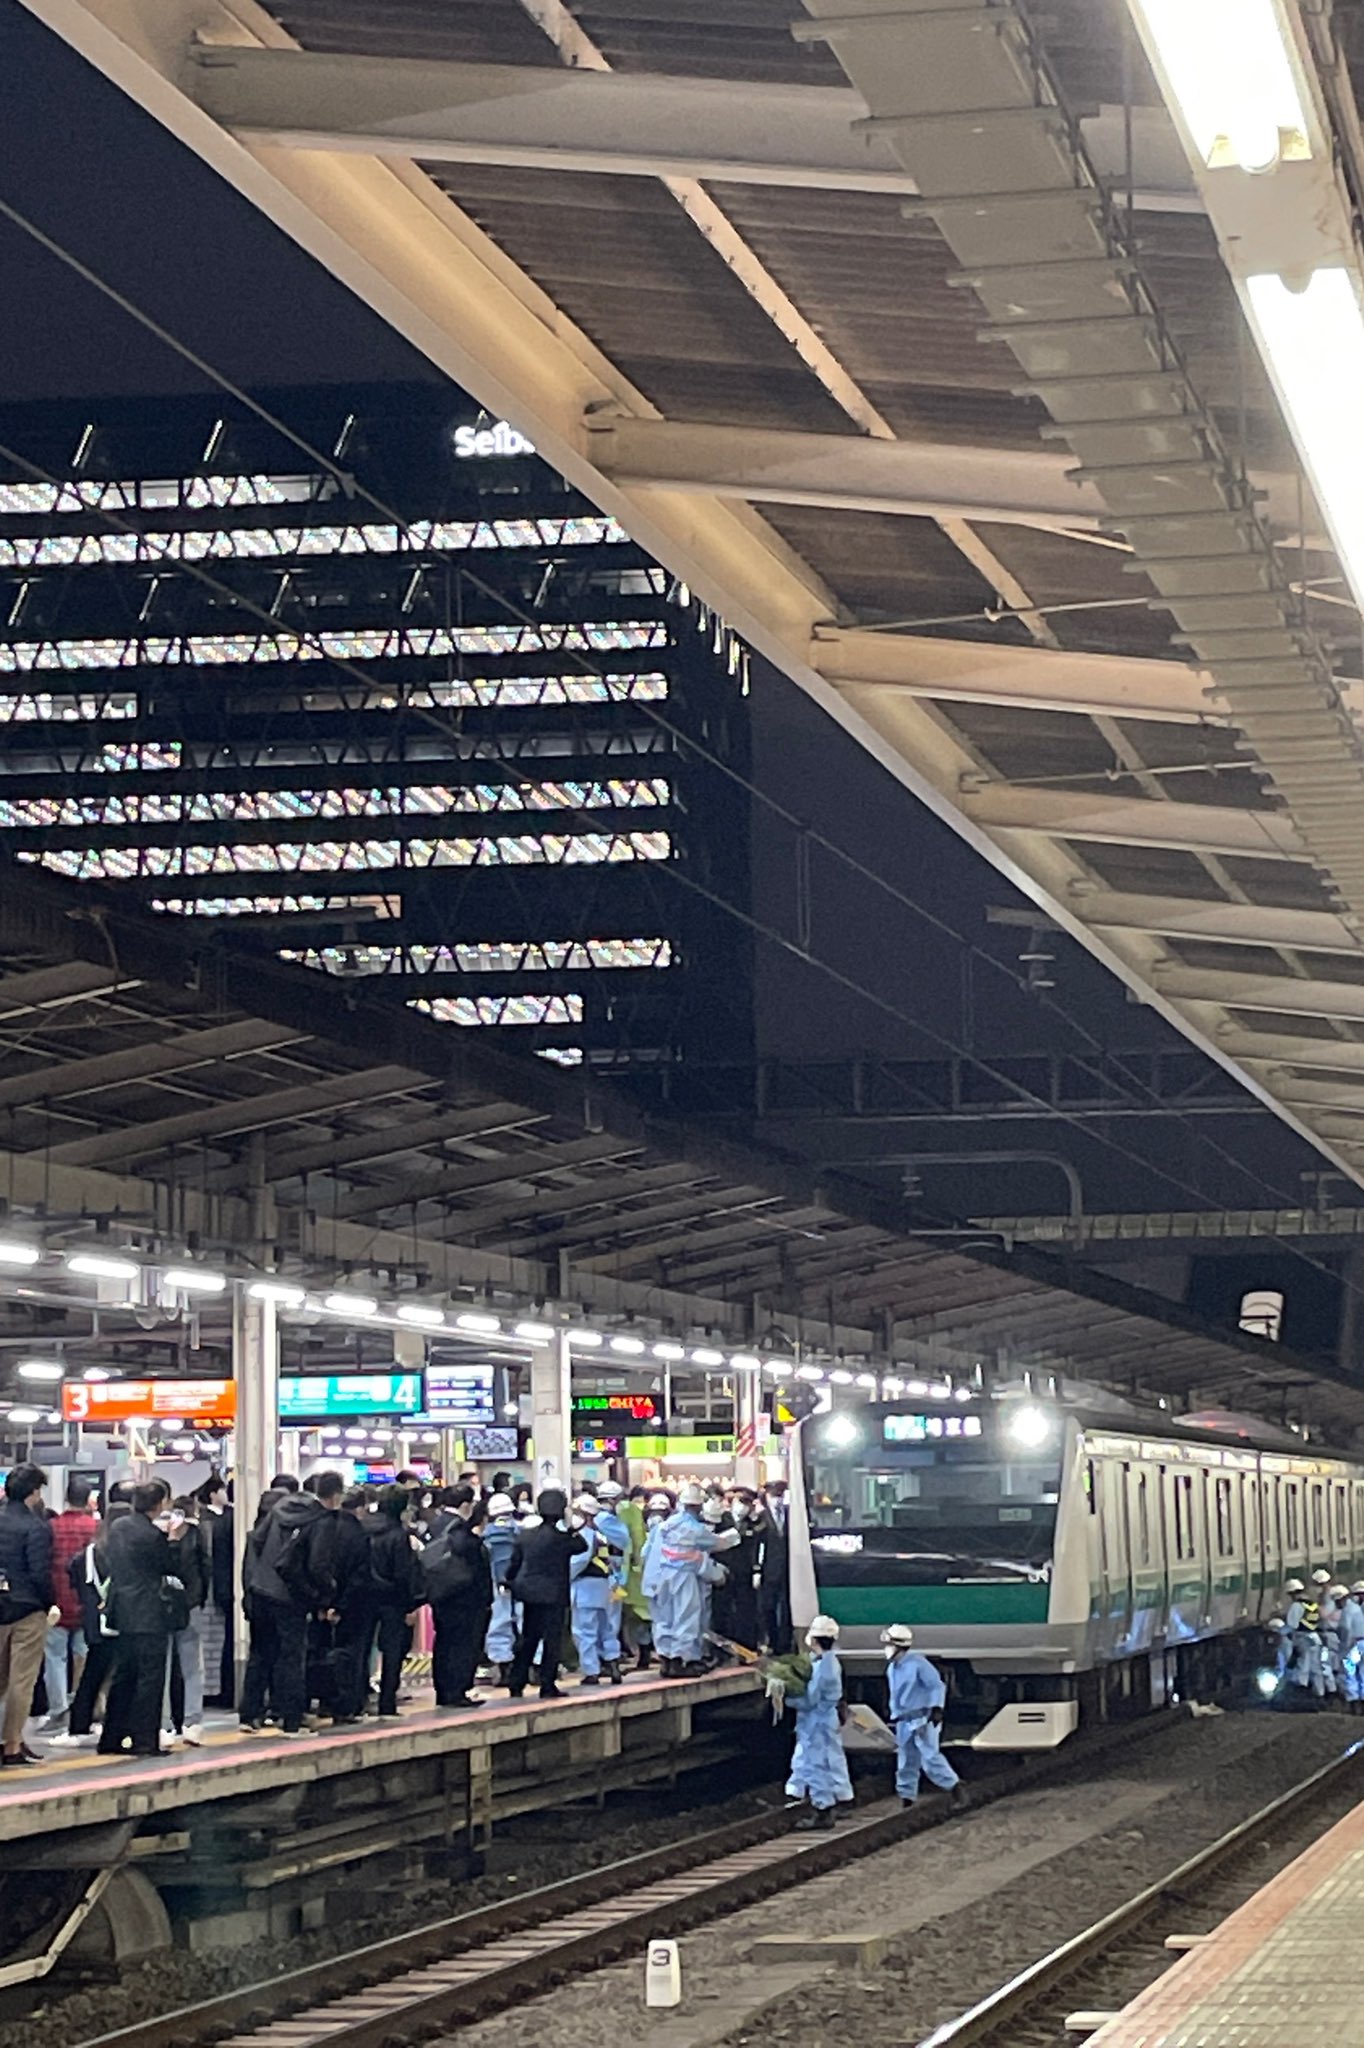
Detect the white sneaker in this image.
<box><xmin>161</xmin><ymin>1729</ymin><xmax>184</xmax><ymax>1750</ymax></box>
<box><xmin>46</xmin><ymin>1730</ymin><xmax>97</xmax><ymax>1747</ymax></box>
<box><xmin>181</xmin><ymin>1723</ymin><xmax>203</xmax><ymax>1747</ymax></box>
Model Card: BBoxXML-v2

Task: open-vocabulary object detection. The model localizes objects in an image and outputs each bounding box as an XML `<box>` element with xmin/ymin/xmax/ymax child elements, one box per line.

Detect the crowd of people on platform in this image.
<box><xmin>0</xmin><ymin>1461</ymin><xmax>799</xmax><ymax>1765</ymax></box>
<box><xmin>1268</xmin><ymin>1569</ymin><xmax>1364</xmax><ymax>1704</ymax></box>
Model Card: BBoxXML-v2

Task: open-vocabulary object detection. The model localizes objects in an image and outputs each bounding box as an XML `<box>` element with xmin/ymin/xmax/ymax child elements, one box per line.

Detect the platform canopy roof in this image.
<box><xmin>0</xmin><ymin>865</ymin><xmax>1358</xmax><ymax>1436</ymax></box>
<box><xmin>26</xmin><ymin>0</ymin><xmax>1364</xmax><ymax>1206</ymax></box>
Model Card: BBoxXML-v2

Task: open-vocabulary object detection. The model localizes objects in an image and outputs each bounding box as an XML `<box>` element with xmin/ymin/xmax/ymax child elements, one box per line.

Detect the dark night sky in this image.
<box><xmin>0</xmin><ymin>3</ymin><xmax>1343</xmax><ymax>1281</ymax></box>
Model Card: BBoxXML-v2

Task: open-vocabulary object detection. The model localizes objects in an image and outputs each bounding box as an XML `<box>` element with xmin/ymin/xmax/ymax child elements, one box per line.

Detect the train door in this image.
<box><xmin>1118</xmin><ymin>1462</ymin><xmax>1137</xmax><ymax>1649</ymax></box>
<box><xmin>1197</xmin><ymin>1467</ymin><xmax>1214</xmax><ymax>1631</ymax></box>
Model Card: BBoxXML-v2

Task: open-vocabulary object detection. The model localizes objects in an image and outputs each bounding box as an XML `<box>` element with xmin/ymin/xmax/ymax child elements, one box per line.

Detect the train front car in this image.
<box><xmin>792</xmin><ymin>1398</ymin><xmax>1083</xmax><ymax>1748</ymax></box>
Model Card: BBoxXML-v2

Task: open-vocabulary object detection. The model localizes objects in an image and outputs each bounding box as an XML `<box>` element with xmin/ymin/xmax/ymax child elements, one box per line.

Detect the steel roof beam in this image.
<box><xmin>229</xmin><ymin>1100</ymin><xmax>543</xmax><ymax>1187</ymax></box>
<box><xmin>963</xmin><ymin>786</ymin><xmax>1309</xmax><ymax>859</ymax></box>
<box><xmin>1076</xmin><ymin>890</ymin><xmax>1361</xmax><ymax>954</ymax></box>
<box><xmin>40</xmin><ymin>1065</ymin><xmax>430</xmax><ymax>1169</ymax></box>
<box><xmin>440</xmin><ymin>1164</ymin><xmax>702</xmax><ymax>1242</ymax></box>
<box><xmin>0</xmin><ymin>962</ymin><xmax>130</xmax><ymax>1015</ymax></box>
<box><xmin>1156</xmin><ymin>967</ymin><xmax>1364</xmax><ymax>1026</ymax></box>
<box><xmin>816</xmin><ymin>628</ymin><xmax>1218</xmax><ymax>723</ymax></box>
<box><xmin>329</xmin><ymin>1132</ymin><xmax>637</xmax><ymax>1222</ymax></box>
<box><xmin>1216</xmin><ymin>1034</ymin><xmax>1364</xmax><ymax>1078</ymax></box>
<box><xmin>0</xmin><ymin>1018</ymin><xmax>305</xmax><ymax>1112</ymax></box>
<box><xmin>190</xmin><ymin>49</ymin><xmax>1197</xmax><ymax>209</ymax></box>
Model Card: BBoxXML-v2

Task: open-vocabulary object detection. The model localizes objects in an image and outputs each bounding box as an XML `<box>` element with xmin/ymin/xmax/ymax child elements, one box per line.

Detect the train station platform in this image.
<box><xmin>1090</xmin><ymin>1791</ymin><xmax>1364</xmax><ymax>2045</ymax></box>
<box><xmin>0</xmin><ymin>1666</ymin><xmax>764</xmax><ymax>1963</ymax></box>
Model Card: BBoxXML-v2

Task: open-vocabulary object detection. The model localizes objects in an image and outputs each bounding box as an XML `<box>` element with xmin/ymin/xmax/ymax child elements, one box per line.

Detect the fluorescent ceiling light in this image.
<box><xmin>691</xmin><ymin>1346</ymin><xmax>724</xmax><ymax>1366</ymax></box>
<box><xmin>854</xmin><ymin>1372</ymin><xmax>878</xmax><ymax>1390</ymax></box>
<box><xmin>1243</xmin><ymin>267</ymin><xmax>1364</xmax><ymax>605</ymax></box>
<box><xmin>1127</xmin><ymin>0</ymin><xmax>1312</xmax><ymax>172</ymax></box>
<box><xmin>17</xmin><ymin>1360</ymin><xmax>63</xmax><ymax>1381</ymax></box>
<box><xmin>83</xmin><ymin>1366</ymin><xmax>112</xmax><ymax>1382</ymax></box>
<box><xmin>610</xmin><ymin>1335</ymin><xmax>645</xmax><ymax>1356</ymax></box>
<box><xmin>0</xmin><ymin>1241</ymin><xmax>40</xmax><ymax>1266</ymax></box>
<box><xmin>247</xmin><ymin>1279</ymin><xmax>307</xmax><ymax>1307</ymax></box>
<box><xmin>163</xmin><ymin>1266</ymin><xmax>226</xmax><ymax>1294</ymax></box>
<box><xmin>515</xmin><ymin>1321</ymin><xmax>556</xmax><ymax>1343</ymax></box>
<box><xmin>171</xmin><ymin>1435</ymin><xmax>196</xmax><ymax>1451</ymax></box>
<box><xmin>567</xmin><ymin>1328</ymin><xmax>604</xmax><ymax>1348</ymax></box>
<box><xmin>651</xmin><ymin>1341</ymin><xmax>685</xmax><ymax>1361</ymax></box>
<box><xmin>6</xmin><ymin>1406</ymin><xmax>41</xmax><ymax>1423</ymax></box>
<box><xmin>344</xmin><ymin>1426</ymin><xmax>368</xmax><ymax>1441</ymax></box>
<box><xmin>67</xmin><ymin>1253</ymin><xmax>139</xmax><ymax>1281</ymax></box>
<box><xmin>829</xmin><ymin>1368</ymin><xmax>854</xmax><ymax>1386</ymax></box>
<box><xmin>456</xmin><ymin>1312</ymin><xmax>500</xmax><ymax>1335</ymax></box>
<box><xmin>729</xmin><ymin>1354</ymin><xmax>761</xmax><ymax>1371</ymax></box>
<box><xmin>795</xmin><ymin>1365</ymin><xmax>826</xmax><ymax>1383</ymax></box>
<box><xmin>397</xmin><ymin>1303</ymin><xmax>445</xmax><ymax>1328</ymax></box>
<box><xmin>323</xmin><ymin>1291</ymin><xmax>378</xmax><ymax>1318</ymax></box>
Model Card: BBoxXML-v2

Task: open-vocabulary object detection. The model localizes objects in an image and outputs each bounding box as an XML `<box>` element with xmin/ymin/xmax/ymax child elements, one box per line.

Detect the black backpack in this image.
<box><xmin>419</xmin><ymin>1529</ymin><xmax>474</xmax><ymax>1603</ymax></box>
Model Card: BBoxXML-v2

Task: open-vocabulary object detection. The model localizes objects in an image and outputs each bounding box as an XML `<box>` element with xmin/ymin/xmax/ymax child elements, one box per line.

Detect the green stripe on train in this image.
<box><xmin>818</xmin><ymin>1582</ymin><xmax>1051</xmax><ymax>1627</ymax></box>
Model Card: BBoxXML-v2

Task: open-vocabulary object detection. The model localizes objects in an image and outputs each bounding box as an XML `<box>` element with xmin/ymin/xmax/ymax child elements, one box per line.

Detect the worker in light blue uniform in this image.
<box><xmin>593</xmin><ymin>1481</ymin><xmax>634</xmax><ymax>1670</ymax></box>
<box><xmin>569</xmin><ymin>1495</ymin><xmax>620</xmax><ymax>1684</ymax></box>
<box><xmin>882</xmin><ymin>1623</ymin><xmax>964</xmax><ymax>1808</ymax></box>
<box><xmin>785</xmin><ymin>1615</ymin><xmax>854</xmax><ymax>1831</ymax></box>
<box><xmin>650</xmin><ymin>1483</ymin><xmax>740</xmax><ymax>1675</ymax></box>
<box><xmin>481</xmin><ymin>1493</ymin><xmax>520</xmax><ymax>1680</ymax></box>
<box><xmin>1329</xmin><ymin>1582</ymin><xmax>1364</xmax><ymax>1705</ymax></box>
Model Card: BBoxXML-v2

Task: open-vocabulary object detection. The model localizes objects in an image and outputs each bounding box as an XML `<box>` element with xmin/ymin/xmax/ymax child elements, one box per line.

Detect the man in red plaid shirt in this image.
<box><xmin>39</xmin><ymin>1478</ymin><xmax>101</xmax><ymax>1732</ymax></box>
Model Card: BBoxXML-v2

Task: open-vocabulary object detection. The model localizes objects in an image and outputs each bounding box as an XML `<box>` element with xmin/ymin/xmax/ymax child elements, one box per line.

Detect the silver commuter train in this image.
<box><xmin>787</xmin><ymin>1397</ymin><xmax>1364</xmax><ymax>1747</ymax></box>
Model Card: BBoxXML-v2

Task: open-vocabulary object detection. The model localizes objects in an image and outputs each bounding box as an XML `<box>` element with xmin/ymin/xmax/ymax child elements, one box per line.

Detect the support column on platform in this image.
<box><xmin>530</xmin><ymin>1331</ymin><xmax>573</xmax><ymax>1493</ymax></box>
<box><xmin>233</xmin><ymin>1287</ymin><xmax>278</xmax><ymax>1683</ymax></box>
<box><xmin>734</xmin><ymin>1368</ymin><xmax>763</xmax><ymax>1491</ymax></box>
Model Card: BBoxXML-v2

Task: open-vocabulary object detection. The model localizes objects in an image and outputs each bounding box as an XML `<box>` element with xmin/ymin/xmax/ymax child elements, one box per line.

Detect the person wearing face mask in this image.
<box><xmin>711</xmin><ymin>1490</ymin><xmax>760</xmax><ymax>1650</ymax></box>
<box><xmin>617</xmin><ymin>1486</ymin><xmax>653</xmax><ymax>1670</ymax></box>
<box><xmin>881</xmin><ymin>1624</ymin><xmax>965</xmax><ymax>1809</ymax></box>
<box><xmin>785</xmin><ymin>1616</ymin><xmax>854</xmax><ymax>1830</ymax></box>
<box><xmin>650</xmin><ymin>1484</ymin><xmax>741</xmax><ymax>1677</ymax></box>
<box><xmin>481</xmin><ymin>1494</ymin><xmax>520</xmax><ymax>1684</ymax></box>
<box><xmin>569</xmin><ymin>1494</ymin><xmax>620</xmax><ymax>1686</ymax></box>
<box><xmin>592</xmin><ymin>1482</ymin><xmax>633</xmax><ymax>1675</ymax></box>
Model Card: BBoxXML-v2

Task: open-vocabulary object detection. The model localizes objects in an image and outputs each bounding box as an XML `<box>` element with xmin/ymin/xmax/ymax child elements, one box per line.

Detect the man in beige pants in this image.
<box><xmin>0</xmin><ymin>1463</ymin><xmax>55</xmax><ymax>1767</ymax></box>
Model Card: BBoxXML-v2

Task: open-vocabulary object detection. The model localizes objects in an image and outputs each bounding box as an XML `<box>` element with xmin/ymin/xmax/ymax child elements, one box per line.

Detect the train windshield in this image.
<box><xmin>804</xmin><ymin>1406</ymin><xmax>1060</xmax><ymax>1582</ymax></box>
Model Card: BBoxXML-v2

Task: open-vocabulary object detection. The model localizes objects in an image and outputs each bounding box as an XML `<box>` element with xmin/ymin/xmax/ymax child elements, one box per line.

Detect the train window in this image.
<box><xmin>1173</xmin><ymin>1472</ymin><xmax>1195</xmax><ymax>1560</ymax></box>
<box><xmin>1337</xmin><ymin>1485</ymin><xmax>1350</xmax><ymax>1549</ymax></box>
<box><xmin>1311</xmin><ymin>1484</ymin><xmax>1326</xmax><ymax>1552</ymax></box>
<box><xmin>1214</xmin><ymin>1476</ymin><xmax>1234</xmax><ymax>1558</ymax></box>
<box><xmin>1356</xmin><ymin>1484</ymin><xmax>1364</xmax><ymax>1545</ymax></box>
<box><xmin>1136</xmin><ymin>1473</ymin><xmax>1151</xmax><ymax>1566</ymax></box>
<box><xmin>1086</xmin><ymin>1460</ymin><xmax>1099</xmax><ymax>1515</ymax></box>
<box><xmin>1285</xmin><ymin>1483</ymin><xmax>1301</xmax><ymax>1551</ymax></box>
<box><xmin>1245</xmin><ymin>1476</ymin><xmax>1259</xmax><ymax>1554</ymax></box>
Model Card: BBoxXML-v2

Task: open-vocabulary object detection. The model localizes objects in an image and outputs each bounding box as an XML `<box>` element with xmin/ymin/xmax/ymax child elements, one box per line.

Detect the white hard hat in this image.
<box><xmin>572</xmin><ymin>1493</ymin><xmax>599</xmax><ymax>1516</ymax></box>
<box><xmin>1312</xmin><ymin>1568</ymin><xmax>1333</xmax><ymax>1585</ymax></box>
<box><xmin>596</xmin><ymin>1480</ymin><xmax>623</xmax><ymax>1500</ymax></box>
<box><xmin>1330</xmin><ymin>1583</ymin><xmax>1349</xmax><ymax>1599</ymax></box>
<box><xmin>1285</xmin><ymin>1578</ymin><xmax>1306</xmax><ymax>1594</ymax></box>
<box><xmin>486</xmin><ymin>1493</ymin><xmax>514</xmax><ymax>1518</ymax></box>
<box><xmin>648</xmin><ymin>1492</ymin><xmax>672</xmax><ymax>1512</ymax></box>
<box><xmin>805</xmin><ymin>1614</ymin><xmax>840</xmax><ymax>1644</ymax></box>
<box><xmin>1352</xmin><ymin>1582</ymin><xmax>1364</xmax><ymax>1596</ymax></box>
<box><xmin>680</xmin><ymin>1481</ymin><xmax>707</xmax><ymax>1507</ymax></box>
<box><xmin>880</xmin><ymin>1624</ymin><xmax>914</xmax><ymax>1649</ymax></box>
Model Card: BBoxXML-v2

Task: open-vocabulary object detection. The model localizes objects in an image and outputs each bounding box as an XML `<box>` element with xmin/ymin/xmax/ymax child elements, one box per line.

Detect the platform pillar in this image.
<box><xmin>734</xmin><ymin>1368</ymin><xmax>763</xmax><ymax>1491</ymax></box>
<box><xmin>233</xmin><ymin>1288</ymin><xmax>278</xmax><ymax>1683</ymax></box>
<box><xmin>530</xmin><ymin>1330</ymin><xmax>573</xmax><ymax>1493</ymax></box>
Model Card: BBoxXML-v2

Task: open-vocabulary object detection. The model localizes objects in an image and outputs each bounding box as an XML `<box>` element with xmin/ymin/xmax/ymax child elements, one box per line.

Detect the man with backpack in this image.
<box><xmin>238</xmin><ymin>1472</ymin><xmax>344</xmax><ymax>1736</ymax></box>
<box><xmin>421</xmin><ymin>1487</ymin><xmax>493</xmax><ymax>1710</ymax></box>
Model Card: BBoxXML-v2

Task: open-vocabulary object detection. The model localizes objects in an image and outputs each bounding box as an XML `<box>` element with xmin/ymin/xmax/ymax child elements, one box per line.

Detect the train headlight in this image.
<box><xmin>1005</xmin><ymin>1403</ymin><xmax>1053</xmax><ymax>1450</ymax></box>
<box><xmin>1256</xmin><ymin>1668</ymin><xmax>1280</xmax><ymax>1698</ymax></box>
<box><xmin>824</xmin><ymin>1412</ymin><xmax>860</xmax><ymax>1450</ymax></box>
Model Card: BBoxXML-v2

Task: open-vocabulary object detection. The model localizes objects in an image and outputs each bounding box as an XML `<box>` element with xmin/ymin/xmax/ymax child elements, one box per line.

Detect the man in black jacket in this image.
<box><xmin>504</xmin><ymin>1490</ymin><xmax>587</xmax><ymax>1700</ymax></box>
<box><xmin>0</xmin><ymin>1463</ymin><xmax>54</xmax><ymax>1767</ymax></box>
<box><xmin>323</xmin><ymin>1487</ymin><xmax>376</xmax><ymax>1722</ymax></box>
<box><xmin>424</xmin><ymin>1489</ymin><xmax>493</xmax><ymax>1710</ymax></box>
<box><xmin>754</xmin><ymin>1482</ymin><xmax>792</xmax><ymax>1654</ymax></box>
<box><xmin>99</xmin><ymin>1482</ymin><xmax>174</xmax><ymax>1757</ymax></box>
<box><xmin>196</xmin><ymin>1473</ymin><xmax>235</xmax><ymax>1708</ymax></box>
<box><xmin>238</xmin><ymin>1473</ymin><xmax>344</xmax><ymax>1735</ymax></box>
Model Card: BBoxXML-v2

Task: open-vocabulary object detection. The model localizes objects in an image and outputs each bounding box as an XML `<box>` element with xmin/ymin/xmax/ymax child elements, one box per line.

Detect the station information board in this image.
<box><xmin>62</xmin><ymin>1378</ymin><xmax>236</xmax><ymax>1424</ymax></box>
<box><xmin>278</xmin><ymin>1373</ymin><xmax>424</xmax><ymax>1419</ymax></box>
<box><xmin>422</xmin><ymin>1363</ymin><xmax>496</xmax><ymax>1426</ymax></box>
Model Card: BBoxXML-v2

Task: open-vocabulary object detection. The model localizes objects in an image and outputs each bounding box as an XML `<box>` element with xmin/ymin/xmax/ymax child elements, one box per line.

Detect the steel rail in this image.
<box><xmin>915</xmin><ymin>1736</ymin><xmax>1364</xmax><ymax>2047</ymax></box>
<box><xmin>69</xmin><ymin>1707</ymin><xmax>1189</xmax><ymax>2048</ymax></box>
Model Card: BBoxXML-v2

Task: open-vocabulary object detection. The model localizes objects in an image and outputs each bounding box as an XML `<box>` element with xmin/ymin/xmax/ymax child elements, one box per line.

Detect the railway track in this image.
<box><xmin>916</xmin><ymin>1737</ymin><xmax>1364</xmax><ymax>2048</ymax></box>
<box><xmin>72</xmin><ymin>1708</ymin><xmax>1189</xmax><ymax>2048</ymax></box>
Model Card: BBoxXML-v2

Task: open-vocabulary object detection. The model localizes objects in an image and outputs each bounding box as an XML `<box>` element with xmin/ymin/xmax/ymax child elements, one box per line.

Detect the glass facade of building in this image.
<box><xmin>0</xmin><ymin>386</ymin><xmax>754</xmax><ymax>1070</ymax></box>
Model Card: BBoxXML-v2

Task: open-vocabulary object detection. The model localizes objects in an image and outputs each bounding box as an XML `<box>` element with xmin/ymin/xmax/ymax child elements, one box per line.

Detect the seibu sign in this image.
<box><xmin>63</xmin><ymin>1378</ymin><xmax>236</xmax><ymax>1424</ymax></box>
<box><xmin>453</xmin><ymin>419</ymin><xmax>536</xmax><ymax>460</ymax></box>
